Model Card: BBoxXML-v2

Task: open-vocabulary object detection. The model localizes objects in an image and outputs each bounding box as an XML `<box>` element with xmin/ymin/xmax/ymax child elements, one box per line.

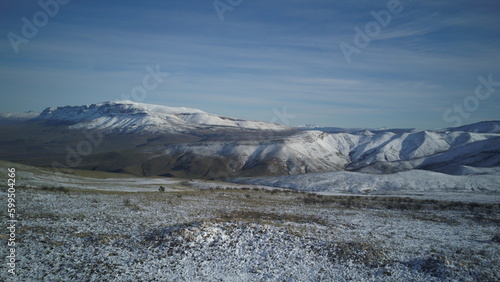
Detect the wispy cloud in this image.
<box><xmin>1</xmin><ymin>0</ymin><xmax>499</xmax><ymax>129</ymax></box>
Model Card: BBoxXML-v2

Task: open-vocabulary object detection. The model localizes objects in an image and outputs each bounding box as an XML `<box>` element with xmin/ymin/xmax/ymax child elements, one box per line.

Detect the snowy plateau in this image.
<box><xmin>35</xmin><ymin>100</ymin><xmax>290</xmax><ymax>133</ymax></box>
<box><xmin>0</xmin><ymin>101</ymin><xmax>499</xmax><ymax>281</ymax></box>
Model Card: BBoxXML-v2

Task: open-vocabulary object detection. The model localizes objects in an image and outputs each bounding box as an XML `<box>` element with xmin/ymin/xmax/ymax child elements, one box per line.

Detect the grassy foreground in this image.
<box><xmin>1</xmin><ymin>184</ymin><xmax>499</xmax><ymax>281</ymax></box>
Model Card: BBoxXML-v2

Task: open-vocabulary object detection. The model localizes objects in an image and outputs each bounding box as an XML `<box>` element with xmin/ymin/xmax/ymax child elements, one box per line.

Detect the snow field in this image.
<box><xmin>234</xmin><ymin>169</ymin><xmax>500</xmax><ymax>200</ymax></box>
<box><xmin>1</xmin><ymin>187</ymin><xmax>498</xmax><ymax>281</ymax></box>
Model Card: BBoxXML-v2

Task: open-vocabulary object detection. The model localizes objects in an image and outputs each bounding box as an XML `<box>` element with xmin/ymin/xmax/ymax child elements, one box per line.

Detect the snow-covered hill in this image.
<box><xmin>234</xmin><ymin>169</ymin><xmax>500</xmax><ymax>194</ymax></box>
<box><xmin>35</xmin><ymin>101</ymin><xmax>290</xmax><ymax>133</ymax></box>
<box><xmin>343</xmin><ymin>129</ymin><xmax>500</xmax><ymax>174</ymax></box>
<box><xmin>156</xmin><ymin>130</ymin><xmax>356</xmax><ymax>175</ymax></box>
<box><xmin>1</xmin><ymin>100</ymin><xmax>499</xmax><ymax>178</ymax></box>
<box><xmin>148</xmin><ymin>124</ymin><xmax>500</xmax><ymax>177</ymax></box>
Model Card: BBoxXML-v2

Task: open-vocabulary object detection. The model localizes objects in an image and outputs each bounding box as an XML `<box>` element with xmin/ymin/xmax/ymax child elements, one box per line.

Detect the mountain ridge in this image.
<box><xmin>32</xmin><ymin>101</ymin><xmax>291</xmax><ymax>134</ymax></box>
<box><xmin>0</xmin><ymin>101</ymin><xmax>499</xmax><ymax>179</ymax></box>
<box><xmin>2</xmin><ymin>100</ymin><xmax>499</xmax><ymax>133</ymax></box>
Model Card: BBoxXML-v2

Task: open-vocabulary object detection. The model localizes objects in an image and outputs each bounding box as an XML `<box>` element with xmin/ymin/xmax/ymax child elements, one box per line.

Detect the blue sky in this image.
<box><xmin>1</xmin><ymin>0</ymin><xmax>499</xmax><ymax>129</ymax></box>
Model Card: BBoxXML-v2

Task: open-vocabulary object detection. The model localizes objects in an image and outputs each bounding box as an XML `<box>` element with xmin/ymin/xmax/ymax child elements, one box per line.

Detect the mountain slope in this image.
<box><xmin>142</xmin><ymin>125</ymin><xmax>499</xmax><ymax>177</ymax></box>
<box><xmin>152</xmin><ymin>131</ymin><xmax>356</xmax><ymax>177</ymax></box>
<box><xmin>0</xmin><ymin>101</ymin><xmax>499</xmax><ymax>178</ymax></box>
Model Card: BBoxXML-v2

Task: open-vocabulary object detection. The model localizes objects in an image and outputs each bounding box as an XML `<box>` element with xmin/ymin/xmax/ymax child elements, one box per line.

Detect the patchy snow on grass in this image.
<box><xmin>2</xmin><ymin>161</ymin><xmax>183</xmax><ymax>192</ymax></box>
<box><xmin>234</xmin><ymin>169</ymin><xmax>500</xmax><ymax>203</ymax></box>
<box><xmin>1</xmin><ymin>160</ymin><xmax>498</xmax><ymax>280</ymax></box>
<box><xmin>1</xmin><ymin>185</ymin><xmax>498</xmax><ymax>281</ymax></box>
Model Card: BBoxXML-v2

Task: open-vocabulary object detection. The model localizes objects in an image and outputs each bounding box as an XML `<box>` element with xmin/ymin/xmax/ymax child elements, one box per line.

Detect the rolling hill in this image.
<box><xmin>1</xmin><ymin>101</ymin><xmax>499</xmax><ymax>179</ymax></box>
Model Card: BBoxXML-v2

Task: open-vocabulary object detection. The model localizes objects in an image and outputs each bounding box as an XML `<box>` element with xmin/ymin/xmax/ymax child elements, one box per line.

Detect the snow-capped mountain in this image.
<box><xmin>35</xmin><ymin>101</ymin><xmax>290</xmax><ymax>133</ymax></box>
<box><xmin>0</xmin><ymin>100</ymin><xmax>499</xmax><ymax>179</ymax></box>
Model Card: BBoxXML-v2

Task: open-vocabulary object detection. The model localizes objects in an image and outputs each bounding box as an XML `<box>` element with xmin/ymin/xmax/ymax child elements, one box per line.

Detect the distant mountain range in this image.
<box><xmin>17</xmin><ymin>101</ymin><xmax>289</xmax><ymax>133</ymax></box>
<box><xmin>0</xmin><ymin>101</ymin><xmax>499</xmax><ymax>179</ymax></box>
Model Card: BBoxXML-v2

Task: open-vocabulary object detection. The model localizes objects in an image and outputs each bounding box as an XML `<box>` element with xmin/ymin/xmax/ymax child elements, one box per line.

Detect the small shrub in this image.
<box><xmin>41</xmin><ymin>186</ymin><xmax>70</xmax><ymax>194</ymax></box>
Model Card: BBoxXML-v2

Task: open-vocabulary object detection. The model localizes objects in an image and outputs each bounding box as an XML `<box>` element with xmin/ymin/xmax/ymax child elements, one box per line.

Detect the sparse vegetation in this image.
<box><xmin>41</xmin><ymin>185</ymin><xmax>70</xmax><ymax>194</ymax></box>
<box><xmin>301</xmin><ymin>193</ymin><xmax>500</xmax><ymax>213</ymax></box>
<box><xmin>2</xmin><ymin>160</ymin><xmax>498</xmax><ymax>281</ymax></box>
<box><xmin>214</xmin><ymin>210</ymin><xmax>329</xmax><ymax>226</ymax></box>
